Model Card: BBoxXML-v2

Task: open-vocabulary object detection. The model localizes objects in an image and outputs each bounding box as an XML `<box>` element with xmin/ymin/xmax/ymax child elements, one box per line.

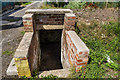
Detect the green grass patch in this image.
<box><xmin>2</xmin><ymin>50</ymin><xmax>13</xmax><ymax>55</ymax></box>
<box><xmin>21</xmin><ymin>31</ymin><xmax>25</xmax><ymax>36</ymax></box>
<box><xmin>21</xmin><ymin>2</ymin><xmax>32</xmax><ymax>7</ymax></box>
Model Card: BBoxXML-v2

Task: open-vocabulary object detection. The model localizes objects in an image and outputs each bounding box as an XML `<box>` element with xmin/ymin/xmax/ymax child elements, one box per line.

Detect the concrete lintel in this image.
<box><xmin>66</xmin><ymin>31</ymin><xmax>89</xmax><ymax>53</ymax></box>
<box><xmin>14</xmin><ymin>32</ymin><xmax>33</xmax><ymax>58</ymax></box>
<box><xmin>25</xmin><ymin>9</ymin><xmax>73</xmax><ymax>14</ymax></box>
<box><xmin>36</xmin><ymin>25</ymin><xmax>64</xmax><ymax>30</ymax></box>
<box><xmin>22</xmin><ymin>14</ymin><xmax>33</xmax><ymax>19</ymax></box>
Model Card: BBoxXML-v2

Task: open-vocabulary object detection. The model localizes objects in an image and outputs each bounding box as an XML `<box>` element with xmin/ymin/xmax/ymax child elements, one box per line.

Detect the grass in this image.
<box><xmin>74</xmin><ymin>20</ymin><xmax>120</xmax><ymax>78</ymax></box>
<box><xmin>6</xmin><ymin>19</ymin><xmax>19</xmax><ymax>22</ymax></box>
<box><xmin>21</xmin><ymin>31</ymin><xmax>25</xmax><ymax>36</ymax></box>
<box><xmin>2</xmin><ymin>50</ymin><xmax>13</xmax><ymax>55</ymax></box>
<box><xmin>21</xmin><ymin>2</ymin><xmax>32</xmax><ymax>7</ymax></box>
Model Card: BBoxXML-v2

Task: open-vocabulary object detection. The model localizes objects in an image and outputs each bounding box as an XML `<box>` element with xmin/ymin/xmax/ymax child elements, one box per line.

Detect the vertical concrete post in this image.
<box><xmin>22</xmin><ymin>14</ymin><xmax>34</xmax><ymax>32</ymax></box>
<box><xmin>64</xmin><ymin>13</ymin><xmax>76</xmax><ymax>31</ymax></box>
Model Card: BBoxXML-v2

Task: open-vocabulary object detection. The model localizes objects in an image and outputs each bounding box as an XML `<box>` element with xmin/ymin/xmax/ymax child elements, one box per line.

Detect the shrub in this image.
<box><xmin>64</xmin><ymin>2</ymin><xmax>86</xmax><ymax>9</ymax></box>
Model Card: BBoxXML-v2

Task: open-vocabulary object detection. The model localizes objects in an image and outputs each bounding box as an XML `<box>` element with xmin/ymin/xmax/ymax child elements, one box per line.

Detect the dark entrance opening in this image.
<box><xmin>39</xmin><ymin>29</ymin><xmax>63</xmax><ymax>71</ymax></box>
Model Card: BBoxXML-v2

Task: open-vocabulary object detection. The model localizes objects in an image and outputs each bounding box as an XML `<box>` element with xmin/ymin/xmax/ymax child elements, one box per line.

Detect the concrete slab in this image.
<box><xmin>6</xmin><ymin>58</ymin><xmax>17</xmax><ymax>75</ymax></box>
<box><xmin>14</xmin><ymin>32</ymin><xmax>33</xmax><ymax>58</ymax></box>
<box><xmin>26</xmin><ymin>9</ymin><xmax>73</xmax><ymax>14</ymax></box>
<box><xmin>39</xmin><ymin>68</ymin><xmax>70</xmax><ymax>78</ymax></box>
<box><xmin>37</xmin><ymin>25</ymin><xmax>64</xmax><ymax>30</ymax></box>
<box><xmin>66</xmin><ymin>31</ymin><xmax>89</xmax><ymax>53</ymax></box>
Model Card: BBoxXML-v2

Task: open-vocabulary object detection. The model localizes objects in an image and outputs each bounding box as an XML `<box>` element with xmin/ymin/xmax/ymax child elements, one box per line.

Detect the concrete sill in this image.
<box><xmin>36</xmin><ymin>25</ymin><xmax>64</xmax><ymax>30</ymax></box>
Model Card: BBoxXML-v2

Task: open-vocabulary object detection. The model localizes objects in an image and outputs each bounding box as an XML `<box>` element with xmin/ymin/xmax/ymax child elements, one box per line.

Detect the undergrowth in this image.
<box><xmin>74</xmin><ymin>21</ymin><xmax>120</xmax><ymax>78</ymax></box>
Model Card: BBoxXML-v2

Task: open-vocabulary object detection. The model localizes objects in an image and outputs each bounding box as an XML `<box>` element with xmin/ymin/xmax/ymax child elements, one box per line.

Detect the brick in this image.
<box><xmin>85</xmin><ymin>52</ymin><xmax>89</xmax><ymax>54</ymax></box>
<box><xmin>83</xmin><ymin>58</ymin><xmax>88</xmax><ymax>62</ymax></box>
<box><xmin>24</xmin><ymin>24</ymin><xmax>33</xmax><ymax>27</ymax></box>
<box><xmin>79</xmin><ymin>52</ymin><xmax>82</xmax><ymax>55</ymax></box>
<box><xmin>75</xmin><ymin>62</ymin><xmax>87</xmax><ymax>66</ymax></box>
<box><xmin>75</xmin><ymin>56</ymin><xmax>83</xmax><ymax>62</ymax></box>
<box><xmin>67</xmin><ymin>16</ymin><xmax>76</xmax><ymax>19</ymax></box>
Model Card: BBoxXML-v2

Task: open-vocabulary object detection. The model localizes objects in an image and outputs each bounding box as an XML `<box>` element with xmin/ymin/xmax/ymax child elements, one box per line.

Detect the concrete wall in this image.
<box><xmin>23</xmin><ymin>9</ymin><xmax>73</xmax><ymax>32</ymax></box>
<box><xmin>65</xmin><ymin>31</ymin><xmax>89</xmax><ymax>72</ymax></box>
<box><xmin>61</xmin><ymin>13</ymin><xmax>89</xmax><ymax>72</ymax></box>
<box><xmin>28</xmin><ymin>31</ymin><xmax>41</xmax><ymax>75</ymax></box>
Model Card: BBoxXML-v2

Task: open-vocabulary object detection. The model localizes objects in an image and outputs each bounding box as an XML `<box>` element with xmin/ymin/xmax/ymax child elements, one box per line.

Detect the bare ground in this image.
<box><xmin>2</xmin><ymin>25</ymin><xmax>24</xmax><ymax>78</ymax></box>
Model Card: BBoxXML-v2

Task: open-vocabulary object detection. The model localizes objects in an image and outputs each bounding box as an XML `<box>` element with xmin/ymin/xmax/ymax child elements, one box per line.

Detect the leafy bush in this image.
<box><xmin>105</xmin><ymin>62</ymin><xmax>119</xmax><ymax>71</ymax></box>
<box><xmin>64</xmin><ymin>2</ymin><xmax>86</xmax><ymax>9</ymax></box>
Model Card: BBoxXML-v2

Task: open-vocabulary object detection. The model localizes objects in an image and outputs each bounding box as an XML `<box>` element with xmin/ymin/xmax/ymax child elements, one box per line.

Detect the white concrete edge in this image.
<box><xmin>6</xmin><ymin>58</ymin><xmax>18</xmax><ymax>75</ymax></box>
<box><xmin>7</xmin><ymin>32</ymin><xmax>34</xmax><ymax>76</ymax></box>
<box><xmin>14</xmin><ymin>32</ymin><xmax>33</xmax><ymax>58</ymax></box>
<box><xmin>25</xmin><ymin>9</ymin><xmax>73</xmax><ymax>14</ymax></box>
<box><xmin>66</xmin><ymin>31</ymin><xmax>89</xmax><ymax>53</ymax></box>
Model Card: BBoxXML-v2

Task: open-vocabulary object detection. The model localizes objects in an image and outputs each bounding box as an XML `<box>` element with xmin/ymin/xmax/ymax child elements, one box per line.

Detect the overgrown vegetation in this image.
<box><xmin>73</xmin><ymin>21</ymin><xmax>120</xmax><ymax>78</ymax></box>
<box><xmin>64</xmin><ymin>2</ymin><xmax>86</xmax><ymax>9</ymax></box>
<box><xmin>41</xmin><ymin>2</ymin><xmax>119</xmax><ymax>9</ymax></box>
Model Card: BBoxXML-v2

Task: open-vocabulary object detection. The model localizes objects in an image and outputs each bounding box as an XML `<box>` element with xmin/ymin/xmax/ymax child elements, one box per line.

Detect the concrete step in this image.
<box><xmin>39</xmin><ymin>68</ymin><xmax>70</xmax><ymax>78</ymax></box>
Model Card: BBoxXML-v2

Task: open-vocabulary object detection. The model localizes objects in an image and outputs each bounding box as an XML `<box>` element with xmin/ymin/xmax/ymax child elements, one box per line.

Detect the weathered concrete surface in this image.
<box><xmin>14</xmin><ymin>32</ymin><xmax>33</xmax><ymax>58</ymax></box>
<box><xmin>39</xmin><ymin>68</ymin><xmax>70</xmax><ymax>78</ymax></box>
<box><xmin>26</xmin><ymin>9</ymin><xmax>73</xmax><ymax>14</ymax></box>
<box><xmin>6</xmin><ymin>58</ymin><xmax>17</xmax><ymax>75</ymax></box>
<box><xmin>36</xmin><ymin>25</ymin><xmax>64</xmax><ymax>30</ymax></box>
<box><xmin>7</xmin><ymin>32</ymin><xmax>33</xmax><ymax>77</ymax></box>
<box><xmin>15</xmin><ymin>58</ymin><xmax>31</xmax><ymax>77</ymax></box>
<box><xmin>67</xmin><ymin>31</ymin><xmax>89</xmax><ymax>52</ymax></box>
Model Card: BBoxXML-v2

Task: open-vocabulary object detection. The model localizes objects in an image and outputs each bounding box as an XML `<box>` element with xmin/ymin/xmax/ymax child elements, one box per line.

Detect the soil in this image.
<box><xmin>72</xmin><ymin>8</ymin><xmax>118</xmax><ymax>24</ymax></box>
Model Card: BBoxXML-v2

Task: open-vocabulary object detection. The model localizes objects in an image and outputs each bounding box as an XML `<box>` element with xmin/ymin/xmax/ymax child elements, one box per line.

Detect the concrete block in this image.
<box><xmin>66</xmin><ymin>31</ymin><xmax>89</xmax><ymax>54</ymax></box>
<box><xmin>22</xmin><ymin>14</ymin><xmax>33</xmax><ymax>19</ymax></box>
<box><xmin>25</xmin><ymin>9</ymin><xmax>73</xmax><ymax>14</ymax></box>
<box><xmin>65</xmin><ymin>13</ymin><xmax>75</xmax><ymax>17</ymax></box>
<box><xmin>6</xmin><ymin>58</ymin><xmax>17</xmax><ymax>75</ymax></box>
<box><xmin>14</xmin><ymin>32</ymin><xmax>33</xmax><ymax>58</ymax></box>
